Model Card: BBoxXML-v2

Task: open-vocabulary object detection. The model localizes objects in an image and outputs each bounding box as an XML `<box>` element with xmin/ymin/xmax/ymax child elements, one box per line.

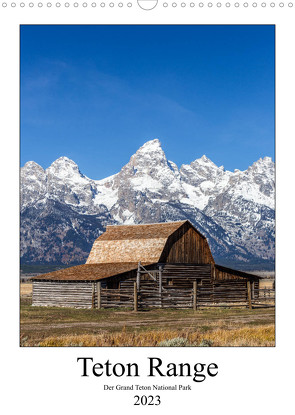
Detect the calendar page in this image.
<box><xmin>0</xmin><ymin>3</ymin><xmax>293</xmax><ymax>414</ymax></box>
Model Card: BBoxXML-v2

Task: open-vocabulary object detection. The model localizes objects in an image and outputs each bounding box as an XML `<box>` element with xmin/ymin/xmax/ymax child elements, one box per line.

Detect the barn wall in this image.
<box><xmin>120</xmin><ymin>264</ymin><xmax>212</xmax><ymax>290</ymax></box>
<box><xmin>106</xmin><ymin>270</ymin><xmax>137</xmax><ymax>289</ymax></box>
<box><xmin>161</xmin><ymin>263</ymin><xmax>212</xmax><ymax>286</ymax></box>
<box><xmin>32</xmin><ymin>281</ymin><xmax>95</xmax><ymax>309</ymax></box>
<box><xmin>159</xmin><ymin>222</ymin><xmax>214</xmax><ymax>264</ymax></box>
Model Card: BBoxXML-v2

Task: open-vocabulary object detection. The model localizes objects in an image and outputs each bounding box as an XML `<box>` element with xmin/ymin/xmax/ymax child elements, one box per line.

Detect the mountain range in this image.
<box><xmin>20</xmin><ymin>139</ymin><xmax>275</xmax><ymax>270</ymax></box>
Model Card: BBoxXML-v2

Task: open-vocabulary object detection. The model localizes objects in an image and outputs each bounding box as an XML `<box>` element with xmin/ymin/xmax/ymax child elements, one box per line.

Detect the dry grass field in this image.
<box><xmin>20</xmin><ymin>282</ymin><xmax>32</xmax><ymax>296</ymax></box>
<box><xmin>20</xmin><ymin>283</ymin><xmax>275</xmax><ymax>347</ymax></box>
<box><xmin>259</xmin><ymin>279</ymin><xmax>275</xmax><ymax>289</ymax></box>
<box><xmin>31</xmin><ymin>325</ymin><xmax>274</xmax><ymax>347</ymax></box>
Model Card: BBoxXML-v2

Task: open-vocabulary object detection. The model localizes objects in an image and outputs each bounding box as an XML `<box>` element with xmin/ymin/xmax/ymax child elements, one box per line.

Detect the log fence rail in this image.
<box><xmin>32</xmin><ymin>281</ymin><xmax>274</xmax><ymax>310</ymax></box>
<box><xmin>98</xmin><ymin>284</ymin><xmax>275</xmax><ymax>310</ymax></box>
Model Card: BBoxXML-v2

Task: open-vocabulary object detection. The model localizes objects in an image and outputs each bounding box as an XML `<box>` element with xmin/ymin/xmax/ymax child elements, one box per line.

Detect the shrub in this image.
<box><xmin>158</xmin><ymin>337</ymin><xmax>192</xmax><ymax>347</ymax></box>
<box><xmin>199</xmin><ymin>339</ymin><xmax>214</xmax><ymax>347</ymax></box>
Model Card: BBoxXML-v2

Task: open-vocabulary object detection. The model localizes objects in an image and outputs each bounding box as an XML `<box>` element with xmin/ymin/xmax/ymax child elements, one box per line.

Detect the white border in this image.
<box><xmin>1</xmin><ymin>6</ymin><xmax>294</xmax><ymax>414</ymax></box>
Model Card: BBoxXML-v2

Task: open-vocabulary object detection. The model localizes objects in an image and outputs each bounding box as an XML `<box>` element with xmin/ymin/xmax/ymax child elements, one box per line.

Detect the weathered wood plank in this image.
<box><xmin>134</xmin><ymin>282</ymin><xmax>138</xmax><ymax>312</ymax></box>
<box><xmin>247</xmin><ymin>280</ymin><xmax>252</xmax><ymax>310</ymax></box>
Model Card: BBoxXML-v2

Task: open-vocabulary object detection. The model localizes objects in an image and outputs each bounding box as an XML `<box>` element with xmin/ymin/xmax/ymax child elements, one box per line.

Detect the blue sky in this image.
<box><xmin>21</xmin><ymin>25</ymin><xmax>275</xmax><ymax>179</ymax></box>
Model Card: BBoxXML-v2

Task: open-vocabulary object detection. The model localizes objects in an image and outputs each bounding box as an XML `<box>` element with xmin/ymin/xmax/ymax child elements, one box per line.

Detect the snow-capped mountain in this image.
<box><xmin>20</xmin><ymin>139</ymin><xmax>275</xmax><ymax>269</ymax></box>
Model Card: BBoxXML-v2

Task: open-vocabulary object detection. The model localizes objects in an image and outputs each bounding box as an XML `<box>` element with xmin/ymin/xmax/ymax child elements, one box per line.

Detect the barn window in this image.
<box><xmin>107</xmin><ymin>279</ymin><xmax>119</xmax><ymax>289</ymax></box>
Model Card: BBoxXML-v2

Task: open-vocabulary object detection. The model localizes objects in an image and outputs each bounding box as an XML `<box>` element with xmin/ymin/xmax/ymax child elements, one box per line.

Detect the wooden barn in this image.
<box><xmin>31</xmin><ymin>220</ymin><xmax>262</xmax><ymax>309</ymax></box>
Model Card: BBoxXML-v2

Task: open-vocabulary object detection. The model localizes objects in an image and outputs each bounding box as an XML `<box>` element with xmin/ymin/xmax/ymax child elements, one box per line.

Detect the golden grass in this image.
<box><xmin>23</xmin><ymin>324</ymin><xmax>274</xmax><ymax>347</ymax></box>
<box><xmin>20</xmin><ymin>283</ymin><xmax>32</xmax><ymax>296</ymax></box>
<box><xmin>259</xmin><ymin>279</ymin><xmax>274</xmax><ymax>289</ymax></box>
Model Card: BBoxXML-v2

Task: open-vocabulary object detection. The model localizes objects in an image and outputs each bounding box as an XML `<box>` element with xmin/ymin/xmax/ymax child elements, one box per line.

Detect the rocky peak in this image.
<box><xmin>22</xmin><ymin>160</ymin><xmax>44</xmax><ymax>171</ymax></box>
<box><xmin>21</xmin><ymin>161</ymin><xmax>47</xmax><ymax>209</ymax></box>
<box><xmin>242</xmin><ymin>156</ymin><xmax>274</xmax><ymax>201</ymax></box>
<box><xmin>246</xmin><ymin>157</ymin><xmax>274</xmax><ymax>184</ymax></box>
<box><xmin>21</xmin><ymin>160</ymin><xmax>46</xmax><ymax>184</ymax></box>
<box><xmin>248</xmin><ymin>157</ymin><xmax>274</xmax><ymax>174</ymax></box>
<box><xmin>128</xmin><ymin>139</ymin><xmax>168</xmax><ymax>169</ymax></box>
<box><xmin>115</xmin><ymin>139</ymin><xmax>181</xmax><ymax>191</ymax></box>
<box><xmin>190</xmin><ymin>155</ymin><xmax>222</xmax><ymax>172</ymax></box>
<box><xmin>137</xmin><ymin>138</ymin><xmax>162</xmax><ymax>152</ymax></box>
<box><xmin>21</xmin><ymin>161</ymin><xmax>45</xmax><ymax>180</ymax></box>
<box><xmin>180</xmin><ymin>155</ymin><xmax>225</xmax><ymax>187</ymax></box>
<box><xmin>46</xmin><ymin>156</ymin><xmax>83</xmax><ymax>180</ymax></box>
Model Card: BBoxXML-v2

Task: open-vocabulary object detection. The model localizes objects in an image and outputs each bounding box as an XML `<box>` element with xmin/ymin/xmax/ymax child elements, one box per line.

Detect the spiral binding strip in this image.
<box><xmin>1</xmin><ymin>1</ymin><xmax>294</xmax><ymax>8</ymax></box>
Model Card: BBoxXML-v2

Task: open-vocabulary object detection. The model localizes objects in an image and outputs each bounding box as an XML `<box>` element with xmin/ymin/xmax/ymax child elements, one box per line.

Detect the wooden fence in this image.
<box><xmin>251</xmin><ymin>287</ymin><xmax>275</xmax><ymax>308</ymax></box>
<box><xmin>32</xmin><ymin>280</ymin><xmax>275</xmax><ymax>310</ymax></box>
<box><xmin>99</xmin><ymin>283</ymin><xmax>275</xmax><ymax>311</ymax></box>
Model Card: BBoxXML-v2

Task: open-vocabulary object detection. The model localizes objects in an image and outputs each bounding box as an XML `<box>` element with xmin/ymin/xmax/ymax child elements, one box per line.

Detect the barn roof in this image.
<box><xmin>86</xmin><ymin>220</ymin><xmax>202</xmax><ymax>264</ymax></box>
<box><xmin>31</xmin><ymin>262</ymin><xmax>153</xmax><ymax>282</ymax></box>
<box><xmin>215</xmin><ymin>264</ymin><xmax>263</xmax><ymax>279</ymax></box>
<box><xmin>99</xmin><ymin>221</ymin><xmax>191</xmax><ymax>240</ymax></box>
<box><xmin>31</xmin><ymin>220</ymin><xmax>209</xmax><ymax>282</ymax></box>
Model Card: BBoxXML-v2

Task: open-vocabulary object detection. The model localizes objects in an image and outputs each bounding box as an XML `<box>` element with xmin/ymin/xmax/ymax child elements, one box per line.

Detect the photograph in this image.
<box><xmin>20</xmin><ymin>24</ymin><xmax>275</xmax><ymax>348</ymax></box>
